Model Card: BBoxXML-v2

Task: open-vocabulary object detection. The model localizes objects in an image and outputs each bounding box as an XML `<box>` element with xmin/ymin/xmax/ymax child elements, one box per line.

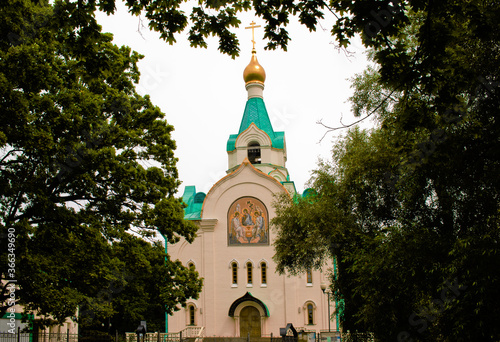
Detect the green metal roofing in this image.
<box><xmin>227</xmin><ymin>97</ymin><xmax>285</xmax><ymax>151</ymax></box>
<box><xmin>228</xmin><ymin>292</ymin><xmax>270</xmax><ymax>317</ymax></box>
<box><xmin>238</xmin><ymin>97</ymin><xmax>274</xmax><ymax>136</ymax></box>
<box><xmin>182</xmin><ymin>186</ymin><xmax>204</xmax><ymax>220</ymax></box>
<box><xmin>182</xmin><ymin>185</ymin><xmax>196</xmax><ymax>205</ymax></box>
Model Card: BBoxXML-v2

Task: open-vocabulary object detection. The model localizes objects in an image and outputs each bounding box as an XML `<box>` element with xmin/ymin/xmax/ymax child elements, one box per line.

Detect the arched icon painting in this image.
<box><xmin>228</xmin><ymin>197</ymin><xmax>269</xmax><ymax>245</ymax></box>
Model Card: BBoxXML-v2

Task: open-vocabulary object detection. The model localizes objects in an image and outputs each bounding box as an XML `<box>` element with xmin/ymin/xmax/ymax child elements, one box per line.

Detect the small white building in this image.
<box><xmin>167</xmin><ymin>47</ymin><xmax>337</xmax><ymax>338</ymax></box>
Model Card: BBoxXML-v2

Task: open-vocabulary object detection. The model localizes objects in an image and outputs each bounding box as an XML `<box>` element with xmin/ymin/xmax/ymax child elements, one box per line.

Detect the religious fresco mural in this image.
<box><xmin>228</xmin><ymin>197</ymin><xmax>269</xmax><ymax>245</ymax></box>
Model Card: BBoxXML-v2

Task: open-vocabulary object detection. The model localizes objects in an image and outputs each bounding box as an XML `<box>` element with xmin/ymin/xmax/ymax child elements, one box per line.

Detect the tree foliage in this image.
<box><xmin>0</xmin><ymin>0</ymin><xmax>201</xmax><ymax>326</ymax></box>
<box><xmin>273</xmin><ymin>1</ymin><xmax>500</xmax><ymax>341</ymax></box>
<box><xmin>0</xmin><ymin>0</ymin><xmax>407</xmax><ymax>59</ymax></box>
<box><xmin>78</xmin><ymin>235</ymin><xmax>202</xmax><ymax>334</ymax></box>
<box><xmin>1</xmin><ymin>0</ymin><xmax>499</xmax><ymax>337</ymax></box>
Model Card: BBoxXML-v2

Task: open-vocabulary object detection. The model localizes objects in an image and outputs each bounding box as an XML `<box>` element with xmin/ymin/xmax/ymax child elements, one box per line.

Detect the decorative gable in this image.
<box><xmin>235</xmin><ymin>123</ymin><xmax>272</xmax><ymax>149</ymax></box>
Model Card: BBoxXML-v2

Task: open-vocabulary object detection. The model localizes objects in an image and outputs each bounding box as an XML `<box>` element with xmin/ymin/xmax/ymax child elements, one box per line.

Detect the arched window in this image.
<box><xmin>232</xmin><ymin>262</ymin><xmax>238</xmax><ymax>285</ymax></box>
<box><xmin>188</xmin><ymin>262</ymin><xmax>195</xmax><ymax>269</ymax></box>
<box><xmin>188</xmin><ymin>305</ymin><xmax>196</xmax><ymax>326</ymax></box>
<box><xmin>303</xmin><ymin>301</ymin><xmax>317</xmax><ymax>325</ymax></box>
<box><xmin>248</xmin><ymin>142</ymin><xmax>261</xmax><ymax>164</ymax></box>
<box><xmin>307</xmin><ymin>303</ymin><xmax>314</xmax><ymax>325</ymax></box>
<box><xmin>306</xmin><ymin>269</ymin><xmax>313</xmax><ymax>285</ymax></box>
<box><xmin>261</xmin><ymin>262</ymin><xmax>267</xmax><ymax>285</ymax></box>
<box><xmin>247</xmin><ymin>262</ymin><xmax>253</xmax><ymax>285</ymax></box>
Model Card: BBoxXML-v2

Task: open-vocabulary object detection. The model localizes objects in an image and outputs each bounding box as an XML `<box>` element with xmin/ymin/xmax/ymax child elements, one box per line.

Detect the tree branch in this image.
<box><xmin>317</xmin><ymin>87</ymin><xmax>399</xmax><ymax>142</ymax></box>
<box><xmin>320</xmin><ymin>0</ymin><xmax>340</xmax><ymax>20</ymax></box>
<box><xmin>0</xmin><ymin>149</ymin><xmax>23</xmax><ymax>164</ymax></box>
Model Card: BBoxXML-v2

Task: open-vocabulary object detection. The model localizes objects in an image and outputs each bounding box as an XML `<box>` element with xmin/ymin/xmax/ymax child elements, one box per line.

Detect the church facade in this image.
<box><xmin>167</xmin><ymin>46</ymin><xmax>337</xmax><ymax>338</ymax></box>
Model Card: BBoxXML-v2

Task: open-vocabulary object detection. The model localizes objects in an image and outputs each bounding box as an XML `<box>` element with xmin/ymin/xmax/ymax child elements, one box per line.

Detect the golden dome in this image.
<box><xmin>243</xmin><ymin>49</ymin><xmax>266</xmax><ymax>85</ymax></box>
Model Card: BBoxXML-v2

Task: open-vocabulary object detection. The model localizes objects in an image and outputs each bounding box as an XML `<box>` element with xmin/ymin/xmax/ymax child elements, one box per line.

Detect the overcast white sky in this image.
<box><xmin>96</xmin><ymin>4</ymin><xmax>373</xmax><ymax>194</ymax></box>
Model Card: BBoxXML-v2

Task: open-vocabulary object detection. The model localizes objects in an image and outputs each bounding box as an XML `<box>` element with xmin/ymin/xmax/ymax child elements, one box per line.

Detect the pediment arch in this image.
<box><xmin>258</xmin><ymin>259</ymin><xmax>269</xmax><ymax>268</ymax></box>
<box><xmin>235</xmin><ymin>123</ymin><xmax>272</xmax><ymax>149</ymax></box>
<box><xmin>186</xmin><ymin>259</ymin><xmax>197</xmax><ymax>269</ymax></box>
<box><xmin>202</xmin><ymin>161</ymin><xmax>289</xmax><ymax>219</ymax></box>
<box><xmin>228</xmin><ymin>259</ymin><xmax>240</xmax><ymax>268</ymax></box>
<box><xmin>268</xmin><ymin>169</ymin><xmax>287</xmax><ymax>183</ymax></box>
<box><xmin>228</xmin><ymin>292</ymin><xmax>269</xmax><ymax>317</ymax></box>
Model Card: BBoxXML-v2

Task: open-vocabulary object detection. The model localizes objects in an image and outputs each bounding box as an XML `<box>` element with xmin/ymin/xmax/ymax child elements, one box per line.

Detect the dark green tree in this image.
<box><xmin>0</xmin><ymin>0</ymin><xmax>407</xmax><ymax>60</ymax></box>
<box><xmin>0</xmin><ymin>0</ymin><xmax>201</xmax><ymax>325</ymax></box>
<box><xmin>78</xmin><ymin>235</ymin><xmax>202</xmax><ymax>334</ymax></box>
<box><xmin>273</xmin><ymin>1</ymin><xmax>499</xmax><ymax>341</ymax></box>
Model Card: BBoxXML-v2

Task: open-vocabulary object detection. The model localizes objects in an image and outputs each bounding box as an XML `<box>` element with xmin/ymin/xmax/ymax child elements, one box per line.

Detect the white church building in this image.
<box><xmin>167</xmin><ymin>42</ymin><xmax>337</xmax><ymax>338</ymax></box>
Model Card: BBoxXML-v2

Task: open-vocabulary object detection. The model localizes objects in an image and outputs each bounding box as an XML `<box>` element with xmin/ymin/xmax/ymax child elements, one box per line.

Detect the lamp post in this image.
<box><xmin>320</xmin><ymin>283</ymin><xmax>331</xmax><ymax>332</ymax></box>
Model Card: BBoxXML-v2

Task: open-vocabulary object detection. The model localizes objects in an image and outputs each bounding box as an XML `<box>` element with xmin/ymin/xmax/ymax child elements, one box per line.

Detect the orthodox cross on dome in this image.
<box><xmin>245</xmin><ymin>21</ymin><xmax>261</xmax><ymax>50</ymax></box>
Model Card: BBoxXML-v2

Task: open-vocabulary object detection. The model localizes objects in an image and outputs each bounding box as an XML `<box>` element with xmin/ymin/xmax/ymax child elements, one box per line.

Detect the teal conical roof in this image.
<box><xmin>227</xmin><ymin>97</ymin><xmax>285</xmax><ymax>151</ymax></box>
<box><xmin>238</xmin><ymin>97</ymin><xmax>274</xmax><ymax>137</ymax></box>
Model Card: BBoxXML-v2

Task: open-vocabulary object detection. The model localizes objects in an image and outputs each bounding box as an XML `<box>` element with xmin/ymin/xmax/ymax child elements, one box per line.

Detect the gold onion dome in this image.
<box><xmin>243</xmin><ymin>49</ymin><xmax>266</xmax><ymax>85</ymax></box>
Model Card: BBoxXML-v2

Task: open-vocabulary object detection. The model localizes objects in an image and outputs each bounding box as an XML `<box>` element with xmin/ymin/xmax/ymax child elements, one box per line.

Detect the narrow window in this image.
<box><xmin>306</xmin><ymin>269</ymin><xmax>313</xmax><ymax>285</ymax></box>
<box><xmin>261</xmin><ymin>262</ymin><xmax>267</xmax><ymax>285</ymax></box>
<box><xmin>307</xmin><ymin>304</ymin><xmax>314</xmax><ymax>325</ymax></box>
<box><xmin>248</xmin><ymin>142</ymin><xmax>261</xmax><ymax>164</ymax></box>
<box><xmin>189</xmin><ymin>305</ymin><xmax>195</xmax><ymax>325</ymax></box>
<box><xmin>247</xmin><ymin>262</ymin><xmax>253</xmax><ymax>285</ymax></box>
<box><xmin>188</xmin><ymin>262</ymin><xmax>195</xmax><ymax>269</ymax></box>
<box><xmin>232</xmin><ymin>262</ymin><xmax>238</xmax><ymax>285</ymax></box>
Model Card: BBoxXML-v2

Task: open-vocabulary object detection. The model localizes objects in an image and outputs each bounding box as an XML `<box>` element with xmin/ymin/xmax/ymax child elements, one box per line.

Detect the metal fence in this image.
<box><xmin>0</xmin><ymin>332</ymin><xmax>123</xmax><ymax>342</ymax></box>
<box><xmin>121</xmin><ymin>332</ymin><xmax>374</xmax><ymax>342</ymax></box>
<box><xmin>124</xmin><ymin>327</ymin><xmax>206</xmax><ymax>342</ymax></box>
<box><xmin>321</xmin><ymin>332</ymin><xmax>374</xmax><ymax>342</ymax></box>
<box><xmin>0</xmin><ymin>332</ymin><xmax>33</xmax><ymax>342</ymax></box>
<box><xmin>0</xmin><ymin>331</ymin><xmax>374</xmax><ymax>342</ymax></box>
<box><xmin>202</xmin><ymin>338</ymin><xmax>276</xmax><ymax>342</ymax></box>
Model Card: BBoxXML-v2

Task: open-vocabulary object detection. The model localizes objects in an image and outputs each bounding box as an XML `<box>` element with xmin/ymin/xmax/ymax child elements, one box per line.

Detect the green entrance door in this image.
<box><xmin>240</xmin><ymin>306</ymin><xmax>261</xmax><ymax>337</ymax></box>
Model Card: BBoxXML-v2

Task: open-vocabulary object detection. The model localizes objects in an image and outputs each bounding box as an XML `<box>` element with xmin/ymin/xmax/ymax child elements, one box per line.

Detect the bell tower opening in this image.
<box><xmin>248</xmin><ymin>142</ymin><xmax>261</xmax><ymax>164</ymax></box>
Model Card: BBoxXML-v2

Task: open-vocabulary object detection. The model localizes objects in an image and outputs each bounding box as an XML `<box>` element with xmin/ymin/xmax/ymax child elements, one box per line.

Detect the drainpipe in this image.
<box><xmin>162</xmin><ymin>233</ymin><xmax>169</xmax><ymax>334</ymax></box>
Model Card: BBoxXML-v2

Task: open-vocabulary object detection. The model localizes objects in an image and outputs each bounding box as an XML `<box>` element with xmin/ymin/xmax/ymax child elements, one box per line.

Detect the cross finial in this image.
<box><xmin>245</xmin><ymin>21</ymin><xmax>261</xmax><ymax>50</ymax></box>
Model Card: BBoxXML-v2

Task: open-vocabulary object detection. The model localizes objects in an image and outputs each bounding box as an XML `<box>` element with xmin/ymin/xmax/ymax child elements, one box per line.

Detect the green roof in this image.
<box><xmin>182</xmin><ymin>186</ymin><xmax>204</xmax><ymax>220</ymax></box>
<box><xmin>227</xmin><ymin>97</ymin><xmax>285</xmax><ymax>151</ymax></box>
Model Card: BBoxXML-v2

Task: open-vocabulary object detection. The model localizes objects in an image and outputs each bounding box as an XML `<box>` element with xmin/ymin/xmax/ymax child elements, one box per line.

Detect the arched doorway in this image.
<box><xmin>240</xmin><ymin>306</ymin><xmax>261</xmax><ymax>338</ymax></box>
<box><xmin>229</xmin><ymin>292</ymin><xmax>269</xmax><ymax>337</ymax></box>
